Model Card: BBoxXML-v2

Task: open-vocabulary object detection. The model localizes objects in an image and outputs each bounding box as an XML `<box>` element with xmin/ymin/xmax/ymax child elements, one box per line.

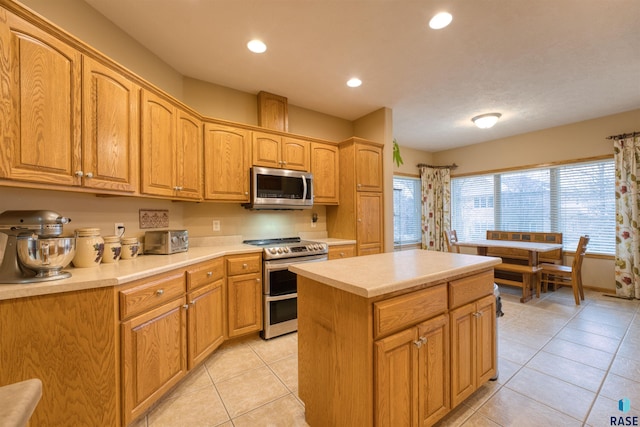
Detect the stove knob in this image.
<box><xmin>277</xmin><ymin>248</ymin><xmax>283</xmax><ymax>254</ymax></box>
<box><xmin>284</xmin><ymin>247</ymin><xmax>290</xmax><ymax>253</ymax></box>
<box><xmin>314</xmin><ymin>244</ymin><xmax>320</xmax><ymax>250</ymax></box>
<box><xmin>171</xmin><ymin>236</ymin><xmax>178</xmax><ymax>244</ymax></box>
<box><xmin>269</xmin><ymin>248</ymin><xmax>277</xmax><ymax>254</ymax></box>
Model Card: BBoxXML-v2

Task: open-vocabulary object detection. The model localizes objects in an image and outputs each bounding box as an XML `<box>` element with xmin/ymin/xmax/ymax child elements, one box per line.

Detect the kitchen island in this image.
<box><xmin>290</xmin><ymin>249</ymin><xmax>501</xmax><ymax>427</ymax></box>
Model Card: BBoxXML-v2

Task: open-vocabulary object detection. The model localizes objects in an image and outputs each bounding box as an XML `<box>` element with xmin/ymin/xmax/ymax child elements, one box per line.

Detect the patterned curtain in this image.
<box><xmin>614</xmin><ymin>135</ymin><xmax>640</xmax><ymax>299</ymax></box>
<box><xmin>420</xmin><ymin>166</ymin><xmax>451</xmax><ymax>251</ymax></box>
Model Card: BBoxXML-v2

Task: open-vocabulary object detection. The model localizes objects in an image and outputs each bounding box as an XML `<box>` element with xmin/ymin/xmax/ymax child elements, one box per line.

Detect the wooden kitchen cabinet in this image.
<box><xmin>225</xmin><ymin>253</ymin><xmax>263</xmax><ymax>338</ymax></box>
<box><xmin>310</xmin><ymin>142</ymin><xmax>339</xmax><ymax>204</ymax></box>
<box><xmin>186</xmin><ymin>258</ymin><xmax>225</xmax><ymax>368</ymax></box>
<box><xmin>327</xmin><ymin>243</ymin><xmax>356</xmax><ymax>260</ymax></box>
<box><xmin>252</xmin><ymin>131</ymin><xmax>310</xmax><ymax>171</ymax></box>
<box><xmin>327</xmin><ymin>138</ymin><xmax>384</xmax><ymax>256</ymax></box>
<box><xmin>203</xmin><ymin>122</ymin><xmax>251</xmax><ymax>201</ymax></box>
<box><xmin>119</xmin><ymin>269</ymin><xmax>188</xmax><ymax>426</ymax></box>
<box><xmin>82</xmin><ymin>56</ymin><xmax>139</xmax><ymax>193</ymax></box>
<box><xmin>141</xmin><ymin>89</ymin><xmax>202</xmax><ymax>200</ymax></box>
<box><xmin>450</xmin><ymin>293</ymin><xmax>496</xmax><ymax>407</ymax></box>
<box><xmin>0</xmin><ymin>9</ymin><xmax>82</xmax><ymax>186</ymax></box>
<box><xmin>375</xmin><ymin>314</ymin><xmax>450</xmax><ymax>427</ymax></box>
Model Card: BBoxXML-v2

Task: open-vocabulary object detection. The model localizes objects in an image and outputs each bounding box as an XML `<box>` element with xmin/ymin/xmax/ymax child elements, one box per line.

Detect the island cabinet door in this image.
<box><xmin>375</xmin><ymin>314</ymin><xmax>450</xmax><ymax>427</ymax></box>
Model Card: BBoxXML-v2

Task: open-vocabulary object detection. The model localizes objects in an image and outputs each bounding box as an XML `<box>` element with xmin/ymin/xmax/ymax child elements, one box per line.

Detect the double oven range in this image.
<box><xmin>244</xmin><ymin>237</ymin><xmax>328</xmax><ymax>339</ymax></box>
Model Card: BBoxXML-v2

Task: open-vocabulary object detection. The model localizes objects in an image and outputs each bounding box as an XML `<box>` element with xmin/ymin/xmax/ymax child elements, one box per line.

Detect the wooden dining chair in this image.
<box><xmin>443</xmin><ymin>230</ymin><xmax>460</xmax><ymax>253</ymax></box>
<box><xmin>538</xmin><ymin>235</ymin><xmax>589</xmax><ymax>305</ymax></box>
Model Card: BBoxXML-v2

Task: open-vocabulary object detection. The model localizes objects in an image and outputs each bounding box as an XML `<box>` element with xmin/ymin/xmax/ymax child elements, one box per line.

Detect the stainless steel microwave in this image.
<box><xmin>243</xmin><ymin>166</ymin><xmax>313</xmax><ymax>210</ymax></box>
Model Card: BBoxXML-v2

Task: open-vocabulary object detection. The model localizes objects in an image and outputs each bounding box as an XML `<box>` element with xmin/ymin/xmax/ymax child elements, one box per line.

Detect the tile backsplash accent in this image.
<box><xmin>139</xmin><ymin>209</ymin><xmax>169</xmax><ymax>229</ymax></box>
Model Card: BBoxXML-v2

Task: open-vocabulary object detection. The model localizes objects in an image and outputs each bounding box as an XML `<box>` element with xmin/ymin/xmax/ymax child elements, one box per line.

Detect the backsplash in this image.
<box><xmin>0</xmin><ymin>187</ymin><xmax>327</xmax><ymax>241</ymax></box>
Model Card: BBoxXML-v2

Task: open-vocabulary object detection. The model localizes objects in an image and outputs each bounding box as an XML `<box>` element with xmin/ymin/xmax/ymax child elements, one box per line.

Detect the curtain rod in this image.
<box><xmin>417</xmin><ymin>163</ymin><xmax>458</xmax><ymax>169</ymax></box>
<box><xmin>606</xmin><ymin>131</ymin><xmax>640</xmax><ymax>140</ymax></box>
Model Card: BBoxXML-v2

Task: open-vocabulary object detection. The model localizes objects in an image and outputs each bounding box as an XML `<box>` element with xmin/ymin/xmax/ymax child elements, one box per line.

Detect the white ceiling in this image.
<box><xmin>82</xmin><ymin>0</ymin><xmax>640</xmax><ymax>152</ymax></box>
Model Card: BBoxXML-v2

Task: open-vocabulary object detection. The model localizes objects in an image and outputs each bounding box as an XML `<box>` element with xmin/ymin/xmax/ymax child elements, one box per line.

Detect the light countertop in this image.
<box><xmin>0</xmin><ymin>378</ymin><xmax>42</xmax><ymax>427</ymax></box>
<box><xmin>289</xmin><ymin>249</ymin><xmax>501</xmax><ymax>298</ymax></box>
<box><xmin>0</xmin><ymin>244</ymin><xmax>261</xmax><ymax>301</ymax></box>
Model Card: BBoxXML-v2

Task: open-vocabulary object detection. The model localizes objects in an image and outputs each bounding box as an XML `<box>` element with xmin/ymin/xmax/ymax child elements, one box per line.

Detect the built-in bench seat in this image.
<box><xmin>487</xmin><ymin>231</ymin><xmax>562</xmax><ymax>302</ymax></box>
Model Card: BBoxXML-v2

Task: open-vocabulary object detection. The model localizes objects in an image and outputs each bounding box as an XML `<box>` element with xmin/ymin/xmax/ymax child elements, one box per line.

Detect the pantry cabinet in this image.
<box><xmin>203</xmin><ymin>123</ymin><xmax>251</xmax><ymax>202</ymax></box>
<box><xmin>252</xmin><ymin>131</ymin><xmax>310</xmax><ymax>171</ymax></box>
<box><xmin>0</xmin><ymin>9</ymin><xmax>82</xmax><ymax>186</ymax></box>
<box><xmin>310</xmin><ymin>142</ymin><xmax>339</xmax><ymax>204</ymax></box>
<box><xmin>140</xmin><ymin>90</ymin><xmax>202</xmax><ymax>200</ymax></box>
<box><xmin>327</xmin><ymin>138</ymin><xmax>384</xmax><ymax>256</ymax></box>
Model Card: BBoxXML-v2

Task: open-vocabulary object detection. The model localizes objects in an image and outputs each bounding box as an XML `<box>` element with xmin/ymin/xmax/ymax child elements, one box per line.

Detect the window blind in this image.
<box><xmin>393</xmin><ymin>176</ymin><xmax>422</xmax><ymax>246</ymax></box>
<box><xmin>451</xmin><ymin>159</ymin><xmax>615</xmax><ymax>254</ymax></box>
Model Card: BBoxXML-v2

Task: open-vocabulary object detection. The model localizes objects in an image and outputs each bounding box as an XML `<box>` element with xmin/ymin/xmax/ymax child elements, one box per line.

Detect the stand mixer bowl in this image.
<box><xmin>17</xmin><ymin>236</ymin><xmax>76</xmax><ymax>277</ymax></box>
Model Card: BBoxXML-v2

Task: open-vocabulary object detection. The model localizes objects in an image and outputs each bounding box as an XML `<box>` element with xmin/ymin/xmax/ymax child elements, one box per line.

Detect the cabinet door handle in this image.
<box><xmin>207</xmin><ymin>271</ymin><xmax>213</xmax><ymax>277</ymax></box>
<box><xmin>183</xmin><ymin>304</ymin><xmax>189</xmax><ymax>310</ymax></box>
<box><xmin>156</xmin><ymin>289</ymin><xmax>164</xmax><ymax>296</ymax></box>
<box><xmin>75</xmin><ymin>170</ymin><xmax>84</xmax><ymax>177</ymax></box>
<box><xmin>190</xmin><ymin>301</ymin><xmax>195</xmax><ymax>305</ymax></box>
<box><xmin>85</xmin><ymin>172</ymin><xmax>93</xmax><ymax>179</ymax></box>
<box><xmin>473</xmin><ymin>312</ymin><xmax>482</xmax><ymax>318</ymax></box>
<box><xmin>256</xmin><ymin>278</ymin><xmax>261</xmax><ymax>283</ymax></box>
<box><xmin>413</xmin><ymin>336</ymin><xmax>427</xmax><ymax>348</ymax></box>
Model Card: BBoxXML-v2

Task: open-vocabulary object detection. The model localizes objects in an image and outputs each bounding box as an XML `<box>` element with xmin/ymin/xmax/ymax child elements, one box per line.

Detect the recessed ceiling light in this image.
<box><xmin>347</xmin><ymin>78</ymin><xmax>362</xmax><ymax>88</ymax></box>
<box><xmin>247</xmin><ymin>39</ymin><xmax>267</xmax><ymax>53</ymax></box>
<box><xmin>471</xmin><ymin>113</ymin><xmax>502</xmax><ymax>129</ymax></box>
<box><xmin>429</xmin><ymin>12</ymin><xmax>453</xmax><ymax>30</ymax></box>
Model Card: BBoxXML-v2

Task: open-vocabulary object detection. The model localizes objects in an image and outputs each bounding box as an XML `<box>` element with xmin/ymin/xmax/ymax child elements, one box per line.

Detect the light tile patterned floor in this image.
<box><xmin>131</xmin><ymin>286</ymin><xmax>640</xmax><ymax>427</ymax></box>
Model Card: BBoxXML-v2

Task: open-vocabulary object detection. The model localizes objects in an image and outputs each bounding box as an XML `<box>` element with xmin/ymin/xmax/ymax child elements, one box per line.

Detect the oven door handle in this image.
<box><xmin>265</xmin><ymin>293</ymin><xmax>298</xmax><ymax>302</ymax></box>
<box><xmin>264</xmin><ymin>254</ymin><xmax>328</xmax><ymax>270</ymax></box>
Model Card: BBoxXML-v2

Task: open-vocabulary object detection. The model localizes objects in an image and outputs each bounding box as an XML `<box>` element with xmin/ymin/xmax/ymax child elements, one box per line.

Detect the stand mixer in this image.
<box><xmin>0</xmin><ymin>210</ymin><xmax>75</xmax><ymax>284</ymax></box>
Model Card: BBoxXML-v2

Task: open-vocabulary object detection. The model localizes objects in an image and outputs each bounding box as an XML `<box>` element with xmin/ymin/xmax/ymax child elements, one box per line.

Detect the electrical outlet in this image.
<box><xmin>114</xmin><ymin>222</ymin><xmax>124</xmax><ymax>236</ymax></box>
<box><xmin>212</xmin><ymin>220</ymin><xmax>220</xmax><ymax>232</ymax></box>
<box><xmin>311</xmin><ymin>219</ymin><xmax>316</xmax><ymax>228</ymax></box>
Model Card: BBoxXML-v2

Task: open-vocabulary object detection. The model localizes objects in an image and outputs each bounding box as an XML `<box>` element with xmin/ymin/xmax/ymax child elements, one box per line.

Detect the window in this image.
<box><xmin>451</xmin><ymin>159</ymin><xmax>615</xmax><ymax>254</ymax></box>
<box><xmin>393</xmin><ymin>176</ymin><xmax>422</xmax><ymax>247</ymax></box>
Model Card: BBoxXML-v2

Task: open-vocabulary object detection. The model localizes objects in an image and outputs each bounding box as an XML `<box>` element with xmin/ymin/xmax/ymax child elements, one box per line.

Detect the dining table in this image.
<box><xmin>453</xmin><ymin>239</ymin><xmax>564</xmax><ymax>302</ymax></box>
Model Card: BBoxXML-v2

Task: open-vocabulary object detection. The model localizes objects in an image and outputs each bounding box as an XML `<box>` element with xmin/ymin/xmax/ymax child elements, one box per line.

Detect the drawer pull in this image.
<box><xmin>207</xmin><ymin>271</ymin><xmax>213</xmax><ymax>277</ymax></box>
<box><xmin>156</xmin><ymin>289</ymin><xmax>164</xmax><ymax>296</ymax></box>
<box><xmin>340</xmin><ymin>252</ymin><xmax>345</xmax><ymax>257</ymax></box>
<box><xmin>242</xmin><ymin>263</ymin><xmax>248</xmax><ymax>269</ymax></box>
<box><xmin>413</xmin><ymin>336</ymin><xmax>427</xmax><ymax>348</ymax></box>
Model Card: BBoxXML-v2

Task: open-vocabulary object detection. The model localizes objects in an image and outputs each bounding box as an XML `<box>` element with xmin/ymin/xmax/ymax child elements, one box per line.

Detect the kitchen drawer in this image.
<box><xmin>328</xmin><ymin>244</ymin><xmax>356</xmax><ymax>260</ymax></box>
<box><xmin>448</xmin><ymin>270</ymin><xmax>494</xmax><ymax>310</ymax></box>
<box><xmin>226</xmin><ymin>253</ymin><xmax>261</xmax><ymax>276</ymax></box>
<box><xmin>373</xmin><ymin>284</ymin><xmax>447</xmax><ymax>339</ymax></box>
<box><xmin>119</xmin><ymin>270</ymin><xmax>186</xmax><ymax>319</ymax></box>
<box><xmin>186</xmin><ymin>257</ymin><xmax>224</xmax><ymax>291</ymax></box>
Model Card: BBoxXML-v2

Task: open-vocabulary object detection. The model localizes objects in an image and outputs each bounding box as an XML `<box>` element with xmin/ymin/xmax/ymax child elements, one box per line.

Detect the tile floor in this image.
<box><xmin>131</xmin><ymin>286</ymin><xmax>640</xmax><ymax>427</ymax></box>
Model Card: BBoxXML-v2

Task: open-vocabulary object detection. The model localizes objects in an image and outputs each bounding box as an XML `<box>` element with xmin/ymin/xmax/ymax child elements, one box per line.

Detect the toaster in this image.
<box><xmin>144</xmin><ymin>230</ymin><xmax>189</xmax><ymax>254</ymax></box>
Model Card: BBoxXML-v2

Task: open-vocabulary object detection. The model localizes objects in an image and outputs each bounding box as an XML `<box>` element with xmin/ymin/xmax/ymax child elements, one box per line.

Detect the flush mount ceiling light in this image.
<box><xmin>247</xmin><ymin>39</ymin><xmax>267</xmax><ymax>53</ymax></box>
<box><xmin>347</xmin><ymin>77</ymin><xmax>362</xmax><ymax>88</ymax></box>
<box><xmin>429</xmin><ymin>12</ymin><xmax>453</xmax><ymax>30</ymax></box>
<box><xmin>471</xmin><ymin>113</ymin><xmax>502</xmax><ymax>129</ymax></box>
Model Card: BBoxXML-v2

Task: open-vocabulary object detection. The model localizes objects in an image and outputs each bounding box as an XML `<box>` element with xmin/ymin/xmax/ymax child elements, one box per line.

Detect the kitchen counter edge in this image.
<box><xmin>0</xmin><ymin>244</ymin><xmax>262</xmax><ymax>301</ymax></box>
<box><xmin>290</xmin><ymin>249</ymin><xmax>501</xmax><ymax>298</ymax></box>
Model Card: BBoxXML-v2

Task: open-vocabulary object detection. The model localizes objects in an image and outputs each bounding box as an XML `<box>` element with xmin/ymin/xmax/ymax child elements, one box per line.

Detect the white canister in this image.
<box><xmin>72</xmin><ymin>228</ymin><xmax>104</xmax><ymax>268</ymax></box>
<box><xmin>121</xmin><ymin>237</ymin><xmax>140</xmax><ymax>260</ymax></box>
<box><xmin>102</xmin><ymin>235</ymin><xmax>122</xmax><ymax>263</ymax></box>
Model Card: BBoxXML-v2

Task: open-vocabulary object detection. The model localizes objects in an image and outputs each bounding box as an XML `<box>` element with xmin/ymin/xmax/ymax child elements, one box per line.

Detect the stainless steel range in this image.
<box><xmin>244</xmin><ymin>237</ymin><xmax>328</xmax><ymax>339</ymax></box>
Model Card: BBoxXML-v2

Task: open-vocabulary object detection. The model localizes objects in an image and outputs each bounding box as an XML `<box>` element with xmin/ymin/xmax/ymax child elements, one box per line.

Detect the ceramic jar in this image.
<box><xmin>102</xmin><ymin>235</ymin><xmax>122</xmax><ymax>263</ymax></box>
<box><xmin>72</xmin><ymin>228</ymin><xmax>104</xmax><ymax>268</ymax></box>
<box><xmin>120</xmin><ymin>237</ymin><xmax>140</xmax><ymax>260</ymax></box>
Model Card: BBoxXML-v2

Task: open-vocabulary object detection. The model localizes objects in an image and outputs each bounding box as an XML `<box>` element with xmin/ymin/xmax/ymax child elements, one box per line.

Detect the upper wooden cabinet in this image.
<box><xmin>355</xmin><ymin>142</ymin><xmax>383</xmax><ymax>192</ymax></box>
<box><xmin>0</xmin><ymin>10</ymin><xmax>82</xmax><ymax>186</ymax></box>
<box><xmin>141</xmin><ymin>90</ymin><xmax>202</xmax><ymax>200</ymax></box>
<box><xmin>82</xmin><ymin>57</ymin><xmax>139</xmax><ymax>193</ymax></box>
<box><xmin>310</xmin><ymin>142</ymin><xmax>339</xmax><ymax>204</ymax></box>
<box><xmin>203</xmin><ymin>123</ymin><xmax>251</xmax><ymax>202</ymax></box>
<box><xmin>252</xmin><ymin>131</ymin><xmax>310</xmax><ymax>171</ymax></box>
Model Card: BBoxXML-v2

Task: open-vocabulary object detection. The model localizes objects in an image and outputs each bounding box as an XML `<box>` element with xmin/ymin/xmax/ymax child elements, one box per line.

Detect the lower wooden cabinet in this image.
<box><xmin>225</xmin><ymin>253</ymin><xmax>263</xmax><ymax>338</ymax></box>
<box><xmin>375</xmin><ymin>314</ymin><xmax>450</xmax><ymax>427</ymax></box>
<box><xmin>328</xmin><ymin>243</ymin><xmax>356</xmax><ymax>260</ymax></box>
<box><xmin>121</xmin><ymin>296</ymin><xmax>188</xmax><ymax>426</ymax></box>
<box><xmin>187</xmin><ymin>279</ymin><xmax>225</xmax><ymax>368</ymax></box>
<box><xmin>450</xmin><ymin>294</ymin><xmax>496</xmax><ymax>407</ymax></box>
